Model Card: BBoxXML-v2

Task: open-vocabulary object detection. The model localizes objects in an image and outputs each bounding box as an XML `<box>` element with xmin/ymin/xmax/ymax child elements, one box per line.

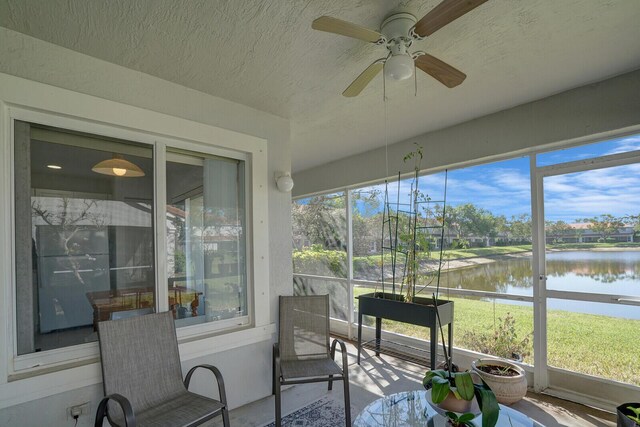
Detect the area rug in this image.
<box><xmin>260</xmin><ymin>396</ymin><xmax>349</xmax><ymax>427</ymax></box>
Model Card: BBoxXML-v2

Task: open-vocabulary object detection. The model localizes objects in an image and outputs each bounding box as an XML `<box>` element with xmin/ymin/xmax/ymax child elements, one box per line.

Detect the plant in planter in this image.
<box><xmin>379</xmin><ymin>143</ymin><xmax>446</xmax><ymax>302</ymax></box>
<box><xmin>444</xmin><ymin>411</ymin><xmax>476</xmax><ymax>427</ymax></box>
<box><xmin>471</xmin><ymin>358</ymin><xmax>527</xmax><ymax>405</ymax></box>
<box><xmin>356</xmin><ymin>145</ymin><xmax>455</xmax><ymax>370</ymax></box>
<box><xmin>462</xmin><ymin>312</ymin><xmax>532</xmax><ymax>361</ymax></box>
<box><xmin>423</xmin><ymin>368</ymin><xmax>499</xmax><ymax>427</ymax></box>
<box><xmin>617</xmin><ymin>403</ymin><xmax>640</xmax><ymax>427</ymax></box>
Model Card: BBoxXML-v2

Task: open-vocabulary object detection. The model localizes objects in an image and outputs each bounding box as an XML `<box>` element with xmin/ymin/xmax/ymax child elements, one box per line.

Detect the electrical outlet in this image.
<box><xmin>67</xmin><ymin>402</ymin><xmax>90</xmax><ymax>420</ymax></box>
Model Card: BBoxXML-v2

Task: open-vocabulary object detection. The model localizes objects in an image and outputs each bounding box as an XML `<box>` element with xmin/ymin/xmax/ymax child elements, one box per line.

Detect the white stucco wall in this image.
<box><xmin>0</xmin><ymin>27</ymin><xmax>292</xmax><ymax>426</ymax></box>
<box><xmin>293</xmin><ymin>68</ymin><xmax>640</xmax><ymax>196</ymax></box>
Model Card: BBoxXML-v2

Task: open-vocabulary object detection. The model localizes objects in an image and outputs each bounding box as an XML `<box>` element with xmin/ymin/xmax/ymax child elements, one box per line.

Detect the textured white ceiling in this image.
<box><xmin>1</xmin><ymin>0</ymin><xmax>639</xmax><ymax>171</ymax></box>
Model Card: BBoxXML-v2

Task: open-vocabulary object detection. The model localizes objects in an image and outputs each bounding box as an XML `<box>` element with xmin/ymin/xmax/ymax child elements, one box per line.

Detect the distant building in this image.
<box><xmin>545</xmin><ymin>222</ymin><xmax>635</xmax><ymax>244</ymax></box>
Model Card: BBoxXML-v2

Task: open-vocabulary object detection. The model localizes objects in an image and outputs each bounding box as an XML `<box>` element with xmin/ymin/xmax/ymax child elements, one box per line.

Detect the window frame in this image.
<box><xmin>3</xmin><ymin>101</ymin><xmax>267</xmax><ymax>375</ymax></box>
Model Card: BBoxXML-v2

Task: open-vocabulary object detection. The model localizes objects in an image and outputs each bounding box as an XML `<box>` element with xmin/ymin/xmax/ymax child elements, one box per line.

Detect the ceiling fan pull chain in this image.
<box><xmin>383</xmin><ymin>67</ymin><xmax>387</xmax><ymax>102</ymax></box>
<box><xmin>414</xmin><ymin>61</ymin><xmax>418</xmax><ymax>97</ymax></box>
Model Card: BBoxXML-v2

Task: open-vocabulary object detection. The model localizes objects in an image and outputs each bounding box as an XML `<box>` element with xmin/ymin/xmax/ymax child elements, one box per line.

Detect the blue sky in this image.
<box><xmin>353</xmin><ymin>133</ymin><xmax>640</xmax><ymax>222</ymax></box>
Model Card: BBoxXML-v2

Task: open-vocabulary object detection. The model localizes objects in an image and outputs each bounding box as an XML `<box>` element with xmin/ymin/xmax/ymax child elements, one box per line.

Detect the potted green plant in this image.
<box><xmin>617</xmin><ymin>403</ymin><xmax>640</xmax><ymax>427</ymax></box>
<box><xmin>462</xmin><ymin>312</ymin><xmax>532</xmax><ymax>362</ymax></box>
<box><xmin>443</xmin><ymin>411</ymin><xmax>476</xmax><ymax>427</ymax></box>
<box><xmin>423</xmin><ymin>368</ymin><xmax>499</xmax><ymax>427</ymax></box>
<box><xmin>471</xmin><ymin>359</ymin><xmax>527</xmax><ymax>405</ymax></box>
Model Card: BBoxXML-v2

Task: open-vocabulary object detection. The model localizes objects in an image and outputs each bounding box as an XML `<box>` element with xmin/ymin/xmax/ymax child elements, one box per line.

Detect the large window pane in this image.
<box><xmin>166</xmin><ymin>151</ymin><xmax>247</xmax><ymax>327</ymax></box>
<box><xmin>293</xmin><ymin>276</ymin><xmax>349</xmax><ymax>321</ymax></box>
<box><xmin>350</xmin><ymin>157</ymin><xmax>534</xmax><ymax>361</ymax></box>
<box><xmin>547</xmin><ymin>299</ymin><xmax>640</xmax><ymax>386</ymax></box>
<box><xmin>292</xmin><ymin>193</ymin><xmax>347</xmax><ymax>278</ymax></box>
<box><xmin>351</xmin><ymin>186</ymin><xmax>384</xmax><ymax>281</ymax></box>
<box><xmin>543</xmin><ymin>160</ymin><xmax>640</xmax><ymax>386</ymax></box>
<box><xmin>15</xmin><ymin>122</ymin><xmax>155</xmax><ymax>354</ymax></box>
<box><xmin>292</xmin><ymin>193</ymin><xmax>347</xmax><ymax>319</ymax></box>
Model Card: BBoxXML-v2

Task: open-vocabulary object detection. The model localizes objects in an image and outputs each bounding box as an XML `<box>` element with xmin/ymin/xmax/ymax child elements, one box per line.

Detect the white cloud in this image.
<box><xmin>605</xmin><ymin>135</ymin><xmax>640</xmax><ymax>155</ymax></box>
<box><xmin>352</xmin><ymin>143</ymin><xmax>640</xmax><ymax>222</ymax></box>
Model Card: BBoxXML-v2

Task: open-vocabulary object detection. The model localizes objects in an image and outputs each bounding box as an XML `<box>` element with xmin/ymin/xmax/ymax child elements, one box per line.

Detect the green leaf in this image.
<box><xmin>431</xmin><ymin>376</ymin><xmax>451</xmax><ymax>403</ymax></box>
<box><xmin>423</xmin><ymin>369</ymin><xmax>447</xmax><ymax>389</ymax></box>
<box><xmin>454</xmin><ymin>372</ymin><xmax>475</xmax><ymax>401</ymax></box>
<box><xmin>445</xmin><ymin>411</ymin><xmax>458</xmax><ymax>420</ymax></box>
<box><xmin>458</xmin><ymin>413</ymin><xmax>475</xmax><ymax>422</ymax></box>
<box><xmin>432</xmin><ymin>369</ymin><xmax>449</xmax><ymax>378</ymax></box>
<box><xmin>474</xmin><ymin>384</ymin><xmax>500</xmax><ymax>427</ymax></box>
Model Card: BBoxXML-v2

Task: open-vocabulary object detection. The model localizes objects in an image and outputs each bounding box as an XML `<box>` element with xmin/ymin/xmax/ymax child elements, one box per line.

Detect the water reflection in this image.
<box><xmin>547</xmin><ymin>251</ymin><xmax>640</xmax><ymax>284</ymax></box>
<box><xmin>435</xmin><ymin>258</ymin><xmax>533</xmax><ymax>294</ymax></box>
<box><xmin>426</xmin><ymin>251</ymin><xmax>640</xmax><ymax>296</ymax></box>
<box><xmin>421</xmin><ymin>251</ymin><xmax>640</xmax><ymax>319</ymax></box>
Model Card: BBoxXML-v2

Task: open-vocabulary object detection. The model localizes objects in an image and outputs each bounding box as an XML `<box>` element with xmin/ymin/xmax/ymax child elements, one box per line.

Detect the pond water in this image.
<box><xmin>434</xmin><ymin>250</ymin><xmax>640</xmax><ymax>320</ymax></box>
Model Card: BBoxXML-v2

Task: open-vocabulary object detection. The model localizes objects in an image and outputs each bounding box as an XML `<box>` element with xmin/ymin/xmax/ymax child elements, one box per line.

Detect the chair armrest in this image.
<box><xmin>273</xmin><ymin>343</ymin><xmax>281</xmax><ymax>378</ymax></box>
<box><xmin>184</xmin><ymin>364</ymin><xmax>228</xmax><ymax>406</ymax></box>
<box><xmin>330</xmin><ymin>338</ymin><xmax>349</xmax><ymax>373</ymax></box>
<box><xmin>273</xmin><ymin>342</ymin><xmax>280</xmax><ymax>362</ymax></box>
<box><xmin>94</xmin><ymin>393</ymin><xmax>135</xmax><ymax>427</ymax></box>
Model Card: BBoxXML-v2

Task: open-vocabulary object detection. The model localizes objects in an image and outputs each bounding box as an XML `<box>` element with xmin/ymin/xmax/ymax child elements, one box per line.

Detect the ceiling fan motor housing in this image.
<box><xmin>381</xmin><ymin>12</ymin><xmax>417</xmax><ymax>48</ymax></box>
<box><xmin>382</xmin><ymin>13</ymin><xmax>417</xmax><ymax>80</ymax></box>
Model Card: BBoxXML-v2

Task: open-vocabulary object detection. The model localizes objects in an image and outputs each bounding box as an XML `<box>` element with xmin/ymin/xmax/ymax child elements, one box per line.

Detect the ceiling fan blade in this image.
<box><xmin>413</xmin><ymin>0</ymin><xmax>488</xmax><ymax>37</ymax></box>
<box><xmin>312</xmin><ymin>16</ymin><xmax>384</xmax><ymax>43</ymax></box>
<box><xmin>342</xmin><ymin>61</ymin><xmax>384</xmax><ymax>97</ymax></box>
<box><xmin>415</xmin><ymin>54</ymin><xmax>466</xmax><ymax>88</ymax></box>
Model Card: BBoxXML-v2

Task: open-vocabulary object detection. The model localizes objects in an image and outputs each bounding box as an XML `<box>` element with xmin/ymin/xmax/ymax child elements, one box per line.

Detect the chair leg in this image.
<box><xmin>275</xmin><ymin>380</ymin><xmax>282</xmax><ymax>427</ymax></box>
<box><xmin>272</xmin><ymin>350</ymin><xmax>276</xmax><ymax>395</ymax></box>
<box><xmin>343</xmin><ymin>376</ymin><xmax>351</xmax><ymax>427</ymax></box>
<box><xmin>221</xmin><ymin>406</ymin><xmax>231</xmax><ymax>427</ymax></box>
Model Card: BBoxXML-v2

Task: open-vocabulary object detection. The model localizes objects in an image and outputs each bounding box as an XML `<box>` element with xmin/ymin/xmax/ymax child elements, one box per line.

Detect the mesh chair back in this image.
<box><xmin>97</xmin><ymin>311</ymin><xmax>186</xmax><ymax>417</ymax></box>
<box><xmin>279</xmin><ymin>295</ymin><xmax>330</xmax><ymax>361</ymax></box>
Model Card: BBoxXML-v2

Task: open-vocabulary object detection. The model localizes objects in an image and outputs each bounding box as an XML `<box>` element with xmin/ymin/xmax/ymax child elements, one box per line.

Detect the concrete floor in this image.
<box><xmin>214</xmin><ymin>341</ymin><xmax>616</xmax><ymax>427</ymax></box>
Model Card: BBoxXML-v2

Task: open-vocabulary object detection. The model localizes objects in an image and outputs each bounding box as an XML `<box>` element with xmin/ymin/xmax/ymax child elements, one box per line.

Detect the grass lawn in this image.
<box><xmin>351</xmin><ymin>242</ymin><xmax>640</xmax><ymax>265</ymax></box>
<box><xmin>353</xmin><ymin>287</ymin><xmax>640</xmax><ymax>386</ymax></box>
<box><xmin>426</xmin><ymin>245</ymin><xmax>532</xmax><ymax>260</ymax></box>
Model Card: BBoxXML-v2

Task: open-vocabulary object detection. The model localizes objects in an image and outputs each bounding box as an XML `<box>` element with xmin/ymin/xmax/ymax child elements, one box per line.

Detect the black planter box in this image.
<box><xmin>356</xmin><ymin>292</ymin><xmax>454</xmax><ymax>369</ymax></box>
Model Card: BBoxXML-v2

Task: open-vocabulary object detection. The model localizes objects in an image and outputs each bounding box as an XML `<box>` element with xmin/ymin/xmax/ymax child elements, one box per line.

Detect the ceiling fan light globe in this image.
<box><xmin>384</xmin><ymin>54</ymin><xmax>414</xmax><ymax>81</ymax></box>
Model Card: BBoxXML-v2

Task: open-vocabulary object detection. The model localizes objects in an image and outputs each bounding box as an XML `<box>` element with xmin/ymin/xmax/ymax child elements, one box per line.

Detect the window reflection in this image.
<box><xmin>166</xmin><ymin>152</ymin><xmax>247</xmax><ymax>327</ymax></box>
<box><xmin>16</xmin><ymin>122</ymin><xmax>154</xmax><ymax>354</ymax></box>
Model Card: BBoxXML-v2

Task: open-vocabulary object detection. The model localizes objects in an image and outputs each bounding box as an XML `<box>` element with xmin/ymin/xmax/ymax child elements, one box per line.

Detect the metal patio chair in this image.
<box><xmin>272</xmin><ymin>295</ymin><xmax>350</xmax><ymax>427</ymax></box>
<box><xmin>94</xmin><ymin>311</ymin><xmax>230</xmax><ymax>427</ymax></box>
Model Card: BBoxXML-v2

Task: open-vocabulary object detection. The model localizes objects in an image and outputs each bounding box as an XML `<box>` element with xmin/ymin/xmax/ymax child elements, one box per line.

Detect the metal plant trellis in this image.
<box><xmin>356</xmin><ymin>147</ymin><xmax>454</xmax><ymax>369</ymax></box>
<box><xmin>380</xmin><ymin>164</ymin><xmax>448</xmax><ymax>303</ymax></box>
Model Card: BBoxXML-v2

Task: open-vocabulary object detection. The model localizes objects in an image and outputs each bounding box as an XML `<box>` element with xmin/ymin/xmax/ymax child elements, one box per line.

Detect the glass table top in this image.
<box><xmin>353</xmin><ymin>390</ymin><xmax>542</xmax><ymax>427</ymax></box>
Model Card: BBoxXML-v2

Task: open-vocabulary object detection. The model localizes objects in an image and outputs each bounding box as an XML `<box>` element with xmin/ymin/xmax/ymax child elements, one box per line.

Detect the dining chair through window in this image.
<box><xmin>272</xmin><ymin>295</ymin><xmax>351</xmax><ymax>427</ymax></box>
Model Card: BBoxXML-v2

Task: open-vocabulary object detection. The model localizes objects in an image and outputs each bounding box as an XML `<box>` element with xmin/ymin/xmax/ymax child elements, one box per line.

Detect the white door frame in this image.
<box><xmin>532</xmin><ymin>148</ymin><xmax>640</xmax><ymax>392</ymax></box>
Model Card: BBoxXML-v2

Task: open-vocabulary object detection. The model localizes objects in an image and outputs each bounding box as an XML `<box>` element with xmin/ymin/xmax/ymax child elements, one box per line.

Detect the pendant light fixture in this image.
<box><xmin>92</xmin><ymin>154</ymin><xmax>145</xmax><ymax>177</ymax></box>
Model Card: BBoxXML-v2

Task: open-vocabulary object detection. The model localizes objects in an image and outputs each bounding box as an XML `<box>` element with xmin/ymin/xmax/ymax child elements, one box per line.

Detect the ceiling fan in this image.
<box><xmin>312</xmin><ymin>0</ymin><xmax>488</xmax><ymax>97</ymax></box>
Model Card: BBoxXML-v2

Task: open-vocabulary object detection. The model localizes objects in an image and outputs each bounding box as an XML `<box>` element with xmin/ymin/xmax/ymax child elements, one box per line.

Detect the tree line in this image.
<box><xmin>293</xmin><ymin>193</ymin><xmax>640</xmax><ymax>254</ymax></box>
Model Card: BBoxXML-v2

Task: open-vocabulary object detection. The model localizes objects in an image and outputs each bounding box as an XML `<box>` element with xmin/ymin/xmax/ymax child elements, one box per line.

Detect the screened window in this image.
<box><xmin>292</xmin><ymin>193</ymin><xmax>349</xmax><ymax>320</ymax></box>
